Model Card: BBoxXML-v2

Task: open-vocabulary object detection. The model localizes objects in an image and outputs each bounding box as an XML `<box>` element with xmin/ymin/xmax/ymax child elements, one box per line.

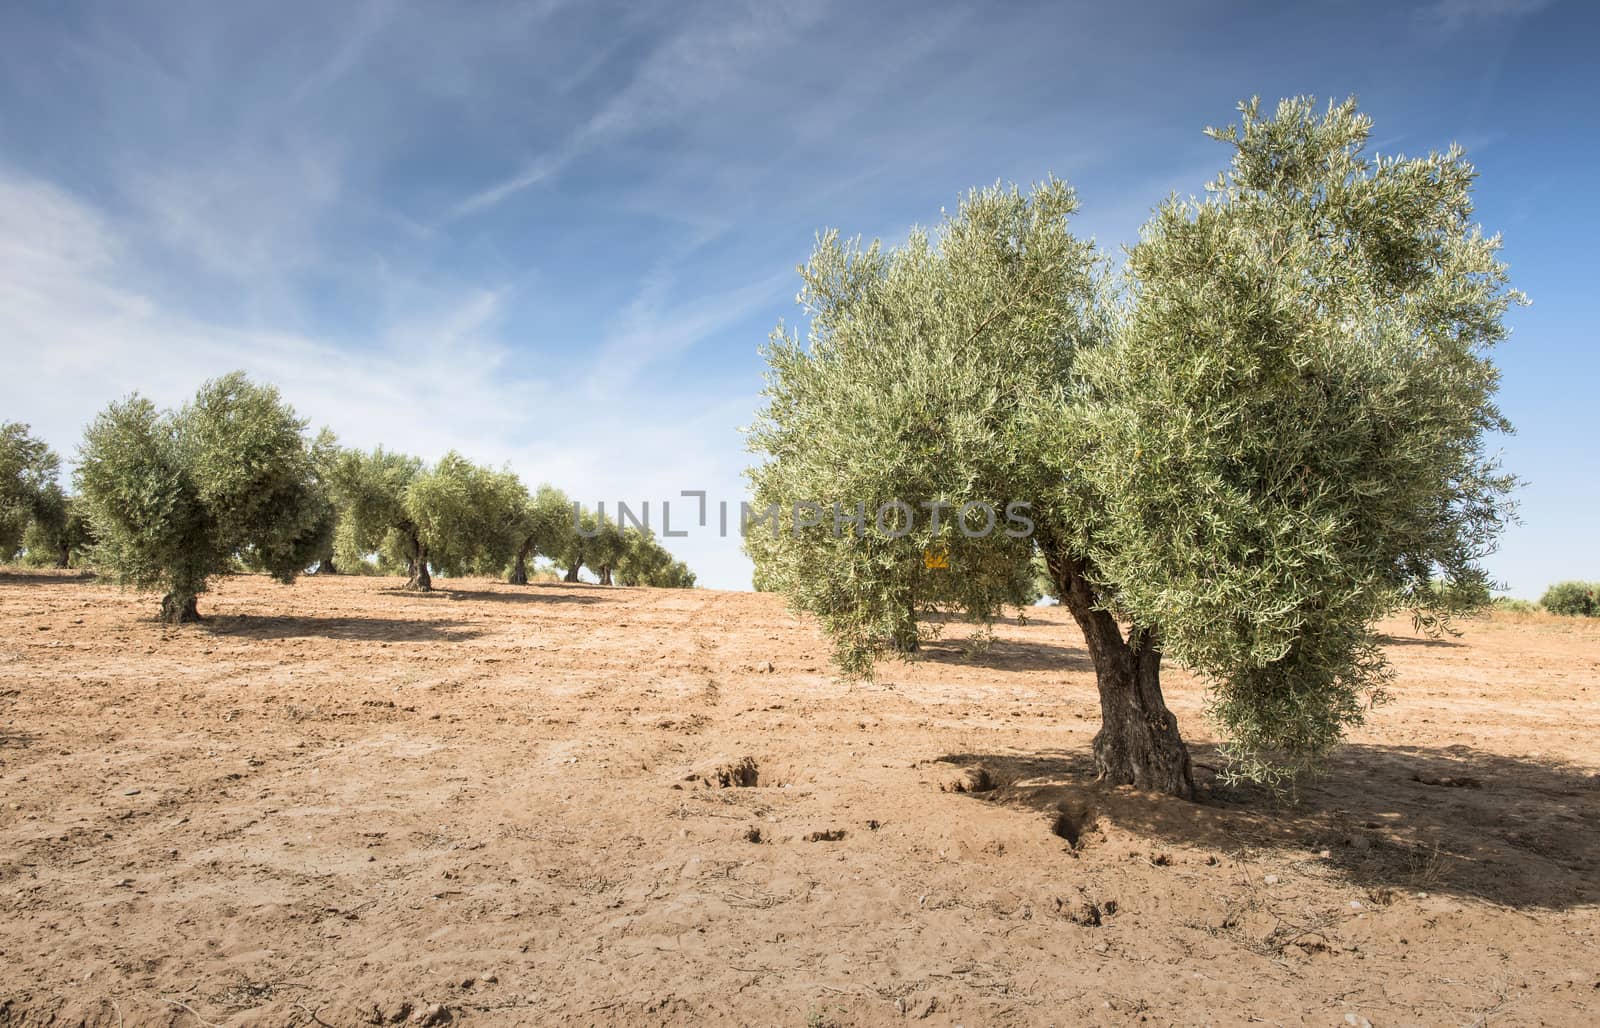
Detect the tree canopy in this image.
<box><xmin>75</xmin><ymin>373</ymin><xmax>332</xmax><ymax>621</ymax></box>
<box><xmin>748</xmin><ymin>96</ymin><xmax>1521</xmax><ymax>793</ymax></box>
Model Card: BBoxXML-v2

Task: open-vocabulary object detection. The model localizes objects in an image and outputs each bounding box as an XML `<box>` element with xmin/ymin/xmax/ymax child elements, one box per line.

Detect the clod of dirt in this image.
<box><xmin>941</xmin><ymin>765</ymin><xmax>995</xmax><ymax>794</ymax></box>
<box><xmin>685</xmin><ymin>756</ymin><xmax>762</xmax><ymax>788</ymax></box>
<box><xmin>410</xmin><ymin>1002</ymin><xmax>452</xmax><ymax>1026</ymax></box>
<box><xmin>381</xmin><ymin>1001</ymin><xmax>413</xmax><ymax>1024</ymax></box>
<box><xmin>804</xmin><ymin>828</ymin><xmax>846</xmax><ymax>842</ymax></box>
<box><xmin>742</xmin><ymin>826</ymin><xmax>763</xmax><ymax>843</ymax></box>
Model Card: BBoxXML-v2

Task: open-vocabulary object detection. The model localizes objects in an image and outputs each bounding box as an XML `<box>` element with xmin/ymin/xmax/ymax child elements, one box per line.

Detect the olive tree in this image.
<box><xmin>506</xmin><ymin>484</ymin><xmax>572</xmax><ymax>585</ymax></box>
<box><xmin>75</xmin><ymin>373</ymin><xmax>333</xmax><ymax>622</ymax></box>
<box><xmin>330</xmin><ymin>447</ymin><xmax>426</xmax><ymax>585</ymax></box>
<box><xmin>748</xmin><ymin>97</ymin><xmax>1520</xmax><ymax>796</ymax></box>
<box><xmin>21</xmin><ymin>488</ymin><xmax>94</xmax><ymax>568</ymax></box>
<box><xmin>335</xmin><ymin>448</ymin><xmax>519</xmax><ymax>591</ymax></box>
<box><xmin>553</xmin><ymin>506</ymin><xmax>596</xmax><ymax>582</ymax></box>
<box><xmin>1</xmin><ymin>423</ymin><xmax>61</xmax><ymax>561</ymax></box>
<box><xmin>616</xmin><ymin>528</ymin><xmax>697</xmax><ymax>588</ymax></box>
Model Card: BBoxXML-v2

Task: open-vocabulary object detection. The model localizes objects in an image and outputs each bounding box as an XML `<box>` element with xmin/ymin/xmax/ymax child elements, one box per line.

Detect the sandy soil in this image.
<box><xmin>1</xmin><ymin>571</ymin><xmax>1597</xmax><ymax>1027</ymax></box>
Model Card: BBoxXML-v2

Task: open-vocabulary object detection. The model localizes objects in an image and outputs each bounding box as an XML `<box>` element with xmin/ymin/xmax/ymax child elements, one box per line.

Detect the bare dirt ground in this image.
<box><xmin>1</xmin><ymin>571</ymin><xmax>1596</xmax><ymax>1027</ymax></box>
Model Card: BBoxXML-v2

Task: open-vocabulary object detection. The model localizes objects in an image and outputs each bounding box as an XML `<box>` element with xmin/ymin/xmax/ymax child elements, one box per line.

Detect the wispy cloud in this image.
<box><xmin>1417</xmin><ymin>0</ymin><xmax>1553</xmax><ymax>31</ymax></box>
<box><xmin>450</xmin><ymin>0</ymin><xmax>836</xmax><ymax>218</ymax></box>
<box><xmin>0</xmin><ymin>170</ymin><xmax>762</xmax><ymax>587</ymax></box>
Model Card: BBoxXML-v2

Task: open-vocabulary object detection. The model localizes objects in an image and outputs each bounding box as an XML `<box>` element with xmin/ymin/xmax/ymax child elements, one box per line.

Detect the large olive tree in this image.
<box><xmin>75</xmin><ymin>373</ymin><xmax>333</xmax><ymax>622</ymax></box>
<box><xmin>748</xmin><ymin>97</ymin><xmax>1519</xmax><ymax>796</ymax></box>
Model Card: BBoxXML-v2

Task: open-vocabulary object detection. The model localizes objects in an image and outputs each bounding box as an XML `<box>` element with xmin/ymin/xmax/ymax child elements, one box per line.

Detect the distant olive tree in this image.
<box><xmin>334</xmin><ymin>448</ymin><xmax>519</xmax><ymax>591</ymax></box>
<box><xmin>1541</xmin><ymin>582</ymin><xmax>1597</xmax><ymax>617</ymax></box>
<box><xmin>749</xmin><ymin>97</ymin><xmax>1520</xmax><ymax>795</ymax></box>
<box><xmin>506</xmin><ymin>484</ymin><xmax>573</xmax><ymax>585</ymax></box>
<box><xmin>616</xmin><ymin>527</ymin><xmax>697</xmax><ymax>588</ymax></box>
<box><xmin>553</xmin><ymin>506</ymin><xmax>596</xmax><ymax>582</ymax></box>
<box><xmin>330</xmin><ymin>447</ymin><xmax>427</xmax><ymax>585</ymax></box>
<box><xmin>75</xmin><ymin>373</ymin><xmax>333</xmax><ymax>622</ymax></box>
<box><xmin>21</xmin><ymin>489</ymin><xmax>94</xmax><ymax>568</ymax></box>
<box><xmin>1</xmin><ymin>422</ymin><xmax>61</xmax><ymax>561</ymax></box>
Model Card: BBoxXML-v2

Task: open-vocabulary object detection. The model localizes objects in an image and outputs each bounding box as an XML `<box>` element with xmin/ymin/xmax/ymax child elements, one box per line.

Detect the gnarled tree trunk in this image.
<box><xmin>1042</xmin><ymin>541</ymin><xmax>1194</xmax><ymax>799</ymax></box>
<box><xmin>160</xmin><ymin>591</ymin><xmax>201</xmax><ymax>624</ymax></box>
<box><xmin>508</xmin><ymin>541</ymin><xmax>531</xmax><ymax>585</ymax></box>
<box><xmin>563</xmin><ymin>562</ymin><xmax>581</xmax><ymax>583</ymax></box>
<box><xmin>405</xmin><ymin>537</ymin><xmax>432</xmax><ymax>591</ymax></box>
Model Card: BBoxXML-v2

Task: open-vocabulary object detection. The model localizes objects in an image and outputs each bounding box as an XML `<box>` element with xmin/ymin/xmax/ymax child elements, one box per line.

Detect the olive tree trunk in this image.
<box><xmin>1043</xmin><ymin>544</ymin><xmax>1194</xmax><ymax>799</ymax></box>
<box><xmin>405</xmin><ymin>538</ymin><xmax>432</xmax><ymax>591</ymax></box>
<box><xmin>160</xmin><ymin>590</ymin><xmax>201</xmax><ymax>624</ymax></box>
<box><xmin>563</xmin><ymin>562</ymin><xmax>581</xmax><ymax>583</ymax></box>
<box><xmin>508</xmin><ymin>541</ymin><xmax>531</xmax><ymax>585</ymax></box>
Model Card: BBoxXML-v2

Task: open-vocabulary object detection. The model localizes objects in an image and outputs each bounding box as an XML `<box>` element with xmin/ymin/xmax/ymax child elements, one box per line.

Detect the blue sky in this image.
<box><xmin>1</xmin><ymin>0</ymin><xmax>1594</xmax><ymax>594</ymax></box>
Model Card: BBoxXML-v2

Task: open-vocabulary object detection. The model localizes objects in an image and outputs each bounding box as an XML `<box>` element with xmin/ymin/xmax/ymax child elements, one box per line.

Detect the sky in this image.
<box><xmin>1</xmin><ymin>0</ymin><xmax>1595</xmax><ymax>594</ymax></box>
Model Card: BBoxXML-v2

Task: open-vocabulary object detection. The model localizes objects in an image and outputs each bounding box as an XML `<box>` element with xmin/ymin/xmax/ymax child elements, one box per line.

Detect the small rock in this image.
<box><xmin>1262</xmin><ymin>874</ymin><xmax>1280</xmax><ymax>885</ymax></box>
<box><xmin>1320</xmin><ymin>849</ymin><xmax>1333</xmax><ymax>859</ymax></box>
<box><xmin>479</xmin><ymin>973</ymin><xmax>497</xmax><ymax>985</ymax></box>
<box><xmin>1344</xmin><ymin>1015</ymin><xmax>1372</xmax><ymax>1028</ymax></box>
<box><xmin>123</xmin><ymin>788</ymin><xmax>141</xmax><ymax>796</ymax></box>
<box><xmin>1283</xmin><ymin>943</ymin><xmax>1308</xmax><ymax>960</ymax></box>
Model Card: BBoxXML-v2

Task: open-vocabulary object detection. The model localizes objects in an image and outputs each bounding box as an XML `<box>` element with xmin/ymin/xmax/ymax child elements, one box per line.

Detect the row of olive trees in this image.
<box><xmin>747</xmin><ymin>96</ymin><xmax>1524</xmax><ymax>796</ymax></box>
<box><xmin>4</xmin><ymin>374</ymin><xmax>694</xmax><ymax>621</ymax></box>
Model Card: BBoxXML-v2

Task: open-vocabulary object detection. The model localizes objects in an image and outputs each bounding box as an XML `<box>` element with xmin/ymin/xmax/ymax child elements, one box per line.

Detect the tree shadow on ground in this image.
<box><xmin>916</xmin><ymin>636</ymin><xmax>1096</xmax><ymax>673</ymax></box>
<box><xmin>934</xmin><ymin>742</ymin><xmax>1600</xmax><ymax>910</ymax></box>
<box><xmin>203</xmin><ymin>615</ymin><xmax>486</xmax><ymax>642</ymax></box>
<box><xmin>0</xmin><ymin>570</ymin><xmax>95</xmax><ymax>586</ymax></box>
<box><xmin>1375</xmin><ymin>632</ymin><xmax>1463</xmax><ymax>648</ymax></box>
<box><xmin>440</xmin><ymin>587</ymin><xmax>604</xmax><ymax>606</ymax></box>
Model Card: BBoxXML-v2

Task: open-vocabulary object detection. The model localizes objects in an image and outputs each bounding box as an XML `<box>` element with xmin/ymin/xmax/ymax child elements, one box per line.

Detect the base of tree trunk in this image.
<box><xmin>1045</xmin><ymin>544</ymin><xmax>1195</xmax><ymax>799</ymax></box>
<box><xmin>159</xmin><ymin>593</ymin><xmax>201</xmax><ymax>624</ymax></box>
<box><xmin>564</xmin><ymin>567</ymin><xmax>580</xmax><ymax>583</ymax></box>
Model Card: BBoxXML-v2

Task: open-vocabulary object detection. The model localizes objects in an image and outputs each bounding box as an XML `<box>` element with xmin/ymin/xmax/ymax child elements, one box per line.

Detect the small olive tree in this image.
<box><xmin>749</xmin><ymin>97</ymin><xmax>1520</xmax><ymax>795</ymax></box>
<box><xmin>75</xmin><ymin>373</ymin><xmax>332</xmax><ymax>622</ymax></box>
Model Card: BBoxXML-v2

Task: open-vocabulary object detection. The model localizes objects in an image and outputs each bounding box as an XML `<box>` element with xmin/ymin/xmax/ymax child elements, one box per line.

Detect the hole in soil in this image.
<box><xmin>1051</xmin><ymin>800</ymin><xmax>1097</xmax><ymax>848</ymax></box>
<box><xmin>942</xmin><ymin>765</ymin><xmax>996</xmax><ymax>794</ymax></box>
<box><xmin>714</xmin><ymin>757</ymin><xmax>760</xmax><ymax>787</ymax></box>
